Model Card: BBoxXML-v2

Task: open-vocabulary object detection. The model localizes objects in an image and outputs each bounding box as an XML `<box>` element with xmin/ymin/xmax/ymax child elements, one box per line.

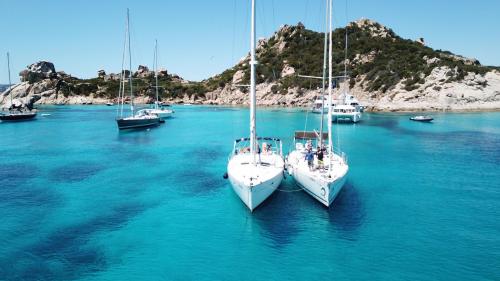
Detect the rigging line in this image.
<box><xmin>127</xmin><ymin>8</ymin><xmax>134</xmax><ymax>116</ymax></box>
<box><xmin>230</xmin><ymin>0</ymin><xmax>237</xmax><ymax>140</ymax></box>
<box><xmin>118</xmin><ymin>10</ymin><xmax>128</xmax><ymax>118</ymax></box>
<box><xmin>7</xmin><ymin>52</ymin><xmax>12</xmax><ymax>108</ymax></box>
<box><xmin>271</xmin><ymin>0</ymin><xmax>276</xmax><ymax>30</ymax></box>
<box><xmin>304</xmin><ymin>0</ymin><xmax>310</xmax><ymax>26</ymax></box>
<box><xmin>276</xmin><ymin>187</ymin><xmax>305</xmax><ymax>192</ymax></box>
<box><xmin>231</xmin><ymin>0</ymin><xmax>237</xmax><ymax>66</ymax></box>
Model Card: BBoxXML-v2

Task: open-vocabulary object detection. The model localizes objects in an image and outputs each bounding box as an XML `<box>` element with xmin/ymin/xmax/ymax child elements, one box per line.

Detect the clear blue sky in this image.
<box><xmin>1</xmin><ymin>0</ymin><xmax>499</xmax><ymax>84</ymax></box>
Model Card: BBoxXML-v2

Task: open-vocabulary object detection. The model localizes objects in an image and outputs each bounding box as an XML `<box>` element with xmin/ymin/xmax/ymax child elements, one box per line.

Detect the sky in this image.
<box><xmin>1</xmin><ymin>0</ymin><xmax>499</xmax><ymax>84</ymax></box>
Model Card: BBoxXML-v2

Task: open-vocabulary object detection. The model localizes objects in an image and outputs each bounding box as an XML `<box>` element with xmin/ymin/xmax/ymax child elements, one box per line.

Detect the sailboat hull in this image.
<box><xmin>142</xmin><ymin>109</ymin><xmax>173</xmax><ymax>121</ymax></box>
<box><xmin>0</xmin><ymin>112</ymin><xmax>37</xmax><ymax>121</ymax></box>
<box><xmin>116</xmin><ymin>117</ymin><xmax>160</xmax><ymax>130</ymax></box>
<box><xmin>332</xmin><ymin>112</ymin><xmax>361</xmax><ymax>123</ymax></box>
<box><xmin>287</xmin><ymin>151</ymin><xmax>348</xmax><ymax>207</ymax></box>
<box><xmin>227</xmin><ymin>154</ymin><xmax>284</xmax><ymax>211</ymax></box>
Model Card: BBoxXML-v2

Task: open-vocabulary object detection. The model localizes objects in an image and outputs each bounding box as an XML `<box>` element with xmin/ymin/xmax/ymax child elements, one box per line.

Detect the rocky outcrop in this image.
<box><xmin>349</xmin><ymin>18</ymin><xmax>394</xmax><ymax>39</ymax></box>
<box><xmin>97</xmin><ymin>69</ymin><xmax>106</xmax><ymax>78</ymax></box>
<box><xmin>135</xmin><ymin>65</ymin><xmax>153</xmax><ymax>78</ymax></box>
<box><xmin>19</xmin><ymin>61</ymin><xmax>57</xmax><ymax>83</ymax></box>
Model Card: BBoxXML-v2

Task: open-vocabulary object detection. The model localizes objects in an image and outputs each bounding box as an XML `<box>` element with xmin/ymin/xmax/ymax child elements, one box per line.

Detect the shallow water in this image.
<box><xmin>0</xmin><ymin>106</ymin><xmax>499</xmax><ymax>280</ymax></box>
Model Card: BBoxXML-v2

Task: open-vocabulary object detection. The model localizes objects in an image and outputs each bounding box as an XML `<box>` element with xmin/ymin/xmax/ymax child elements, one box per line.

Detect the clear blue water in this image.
<box><xmin>0</xmin><ymin>106</ymin><xmax>499</xmax><ymax>280</ymax></box>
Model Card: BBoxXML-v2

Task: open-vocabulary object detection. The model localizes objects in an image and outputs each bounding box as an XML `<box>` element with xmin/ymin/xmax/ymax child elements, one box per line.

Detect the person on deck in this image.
<box><xmin>316</xmin><ymin>146</ymin><xmax>324</xmax><ymax>170</ymax></box>
<box><xmin>305</xmin><ymin>149</ymin><xmax>315</xmax><ymax>171</ymax></box>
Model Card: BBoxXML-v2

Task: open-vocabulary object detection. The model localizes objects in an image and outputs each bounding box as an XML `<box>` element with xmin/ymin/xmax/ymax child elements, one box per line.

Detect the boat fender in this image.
<box><xmin>223</xmin><ymin>172</ymin><xmax>228</xmax><ymax>179</ymax></box>
<box><xmin>321</xmin><ymin>188</ymin><xmax>326</xmax><ymax>197</ymax></box>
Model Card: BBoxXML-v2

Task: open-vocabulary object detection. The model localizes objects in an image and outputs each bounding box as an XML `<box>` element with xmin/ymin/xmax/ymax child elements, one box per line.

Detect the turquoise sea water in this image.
<box><xmin>0</xmin><ymin>106</ymin><xmax>499</xmax><ymax>280</ymax></box>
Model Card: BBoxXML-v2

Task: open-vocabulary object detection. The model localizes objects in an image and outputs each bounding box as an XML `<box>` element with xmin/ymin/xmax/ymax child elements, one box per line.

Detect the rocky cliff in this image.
<box><xmin>2</xmin><ymin>19</ymin><xmax>499</xmax><ymax>111</ymax></box>
<box><xmin>200</xmin><ymin>19</ymin><xmax>500</xmax><ymax>111</ymax></box>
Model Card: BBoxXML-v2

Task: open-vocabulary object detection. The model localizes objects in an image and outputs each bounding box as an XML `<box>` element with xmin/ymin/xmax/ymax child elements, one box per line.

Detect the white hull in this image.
<box><xmin>228</xmin><ymin>153</ymin><xmax>284</xmax><ymax>211</ymax></box>
<box><xmin>287</xmin><ymin>150</ymin><xmax>348</xmax><ymax>207</ymax></box>
<box><xmin>142</xmin><ymin>108</ymin><xmax>173</xmax><ymax>120</ymax></box>
<box><xmin>332</xmin><ymin>112</ymin><xmax>361</xmax><ymax>123</ymax></box>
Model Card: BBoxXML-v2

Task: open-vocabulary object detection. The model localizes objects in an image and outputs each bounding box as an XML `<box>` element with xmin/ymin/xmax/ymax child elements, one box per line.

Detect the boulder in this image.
<box><xmin>232</xmin><ymin>70</ymin><xmax>245</xmax><ymax>84</ymax></box>
<box><xmin>20</xmin><ymin>61</ymin><xmax>57</xmax><ymax>83</ymax></box>
<box><xmin>135</xmin><ymin>65</ymin><xmax>153</xmax><ymax>78</ymax></box>
<box><xmin>158</xmin><ymin>68</ymin><xmax>168</xmax><ymax>77</ymax></box>
<box><xmin>281</xmin><ymin>64</ymin><xmax>295</xmax><ymax>77</ymax></box>
<box><xmin>98</xmin><ymin>69</ymin><xmax>106</xmax><ymax>78</ymax></box>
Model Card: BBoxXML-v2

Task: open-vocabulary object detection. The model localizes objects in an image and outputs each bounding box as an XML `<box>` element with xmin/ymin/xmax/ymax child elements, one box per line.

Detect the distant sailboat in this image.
<box><xmin>287</xmin><ymin>0</ymin><xmax>349</xmax><ymax>207</ymax></box>
<box><xmin>226</xmin><ymin>0</ymin><xmax>285</xmax><ymax>211</ymax></box>
<box><xmin>141</xmin><ymin>40</ymin><xmax>174</xmax><ymax>122</ymax></box>
<box><xmin>116</xmin><ymin>9</ymin><xmax>160</xmax><ymax>130</ymax></box>
<box><xmin>331</xmin><ymin>17</ymin><xmax>362</xmax><ymax>123</ymax></box>
<box><xmin>0</xmin><ymin>52</ymin><xmax>37</xmax><ymax>122</ymax></box>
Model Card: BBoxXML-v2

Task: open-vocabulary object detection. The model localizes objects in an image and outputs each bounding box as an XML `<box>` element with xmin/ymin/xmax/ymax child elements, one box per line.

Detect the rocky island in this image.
<box><xmin>1</xmin><ymin>19</ymin><xmax>499</xmax><ymax>112</ymax></box>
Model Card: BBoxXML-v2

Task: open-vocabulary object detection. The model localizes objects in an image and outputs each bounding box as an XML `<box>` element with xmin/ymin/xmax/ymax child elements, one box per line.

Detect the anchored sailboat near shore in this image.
<box><xmin>141</xmin><ymin>40</ymin><xmax>174</xmax><ymax>122</ymax></box>
<box><xmin>0</xmin><ymin>52</ymin><xmax>37</xmax><ymax>122</ymax></box>
<box><xmin>226</xmin><ymin>0</ymin><xmax>285</xmax><ymax>211</ymax></box>
<box><xmin>287</xmin><ymin>0</ymin><xmax>349</xmax><ymax>207</ymax></box>
<box><xmin>116</xmin><ymin>9</ymin><xmax>160</xmax><ymax>130</ymax></box>
<box><xmin>331</xmin><ymin>15</ymin><xmax>362</xmax><ymax>123</ymax></box>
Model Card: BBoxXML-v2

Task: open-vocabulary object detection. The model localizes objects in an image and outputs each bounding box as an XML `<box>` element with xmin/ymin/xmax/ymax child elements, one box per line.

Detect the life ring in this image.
<box><xmin>321</xmin><ymin>187</ymin><xmax>326</xmax><ymax>197</ymax></box>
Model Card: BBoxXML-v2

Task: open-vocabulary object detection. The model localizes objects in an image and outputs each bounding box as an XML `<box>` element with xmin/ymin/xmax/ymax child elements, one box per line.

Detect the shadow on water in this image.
<box><xmin>251</xmin><ymin>178</ymin><xmax>303</xmax><ymax>250</ymax></box>
<box><xmin>0</xmin><ymin>163</ymin><xmax>39</xmax><ymax>189</ymax></box>
<box><xmin>0</xmin><ymin>163</ymin><xmax>61</xmax><ymax>211</ymax></box>
<box><xmin>2</xmin><ymin>201</ymin><xmax>153</xmax><ymax>281</ymax></box>
<box><xmin>116</xmin><ymin>128</ymin><xmax>159</xmax><ymax>145</ymax></box>
<box><xmin>326</xmin><ymin>182</ymin><xmax>366</xmax><ymax>241</ymax></box>
<box><xmin>49</xmin><ymin>161</ymin><xmax>107</xmax><ymax>183</ymax></box>
<box><xmin>172</xmin><ymin>147</ymin><xmax>228</xmax><ymax>195</ymax></box>
<box><xmin>185</xmin><ymin>146</ymin><xmax>226</xmax><ymax>162</ymax></box>
<box><xmin>175</xmin><ymin>169</ymin><xmax>225</xmax><ymax>196</ymax></box>
<box><xmin>104</xmin><ymin>141</ymin><xmax>161</xmax><ymax>164</ymax></box>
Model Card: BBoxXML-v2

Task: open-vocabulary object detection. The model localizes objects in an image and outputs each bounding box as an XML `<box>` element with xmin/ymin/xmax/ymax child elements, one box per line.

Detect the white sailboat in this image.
<box><xmin>287</xmin><ymin>0</ymin><xmax>349</xmax><ymax>207</ymax></box>
<box><xmin>331</xmin><ymin>19</ymin><xmax>362</xmax><ymax>122</ymax></box>
<box><xmin>0</xmin><ymin>52</ymin><xmax>37</xmax><ymax>122</ymax></box>
<box><xmin>226</xmin><ymin>0</ymin><xmax>284</xmax><ymax>211</ymax></box>
<box><xmin>116</xmin><ymin>9</ymin><xmax>160</xmax><ymax>130</ymax></box>
<box><xmin>141</xmin><ymin>39</ymin><xmax>174</xmax><ymax>122</ymax></box>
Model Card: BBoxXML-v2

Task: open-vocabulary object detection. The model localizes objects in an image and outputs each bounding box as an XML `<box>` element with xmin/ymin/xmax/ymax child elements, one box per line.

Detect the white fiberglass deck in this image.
<box><xmin>227</xmin><ymin>153</ymin><xmax>284</xmax><ymax>211</ymax></box>
<box><xmin>287</xmin><ymin>148</ymin><xmax>348</xmax><ymax>206</ymax></box>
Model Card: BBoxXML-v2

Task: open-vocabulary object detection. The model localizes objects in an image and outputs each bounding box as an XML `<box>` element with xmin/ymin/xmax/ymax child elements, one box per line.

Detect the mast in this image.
<box><xmin>327</xmin><ymin>0</ymin><xmax>334</xmax><ymax>167</ymax></box>
<box><xmin>249</xmin><ymin>0</ymin><xmax>257</xmax><ymax>163</ymax></box>
<box><xmin>343</xmin><ymin>0</ymin><xmax>349</xmax><ymax>100</ymax></box>
<box><xmin>118</xmin><ymin>12</ymin><xmax>128</xmax><ymax>118</ymax></box>
<box><xmin>7</xmin><ymin>52</ymin><xmax>12</xmax><ymax>108</ymax></box>
<box><xmin>319</xmin><ymin>0</ymin><xmax>329</xmax><ymax>148</ymax></box>
<box><xmin>154</xmin><ymin>39</ymin><xmax>159</xmax><ymax>110</ymax></box>
<box><xmin>344</xmin><ymin>26</ymin><xmax>348</xmax><ymax>94</ymax></box>
<box><xmin>127</xmin><ymin>8</ymin><xmax>134</xmax><ymax>115</ymax></box>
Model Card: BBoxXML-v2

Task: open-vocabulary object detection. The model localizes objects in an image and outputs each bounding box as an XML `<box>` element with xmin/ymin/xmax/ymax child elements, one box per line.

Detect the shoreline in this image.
<box><xmin>33</xmin><ymin>102</ymin><xmax>500</xmax><ymax>113</ymax></box>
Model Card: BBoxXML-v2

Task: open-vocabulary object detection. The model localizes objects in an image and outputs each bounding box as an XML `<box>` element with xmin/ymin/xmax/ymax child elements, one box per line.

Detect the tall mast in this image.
<box><xmin>154</xmin><ymin>39</ymin><xmax>159</xmax><ymax>109</ymax></box>
<box><xmin>327</xmin><ymin>0</ymin><xmax>334</xmax><ymax>165</ymax></box>
<box><xmin>118</xmin><ymin>12</ymin><xmax>128</xmax><ymax>118</ymax></box>
<box><xmin>319</xmin><ymin>0</ymin><xmax>329</xmax><ymax>148</ymax></box>
<box><xmin>343</xmin><ymin>0</ymin><xmax>349</xmax><ymax>98</ymax></box>
<box><xmin>127</xmin><ymin>8</ymin><xmax>134</xmax><ymax>115</ymax></box>
<box><xmin>7</xmin><ymin>52</ymin><xmax>12</xmax><ymax>108</ymax></box>
<box><xmin>249</xmin><ymin>0</ymin><xmax>257</xmax><ymax>163</ymax></box>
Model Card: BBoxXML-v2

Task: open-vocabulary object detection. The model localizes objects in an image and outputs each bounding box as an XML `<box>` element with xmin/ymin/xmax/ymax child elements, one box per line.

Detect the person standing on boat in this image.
<box><xmin>316</xmin><ymin>146</ymin><xmax>324</xmax><ymax>170</ymax></box>
<box><xmin>305</xmin><ymin>149</ymin><xmax>315</xmax><ymax>171</ymax></box>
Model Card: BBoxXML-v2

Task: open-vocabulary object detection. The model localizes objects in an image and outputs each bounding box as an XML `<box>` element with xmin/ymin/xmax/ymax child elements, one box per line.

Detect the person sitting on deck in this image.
<box><xmin>262</xmin><ymin>142</ymin><xmax>269</xmax><ymax>154</ymax></box>
<box><xmin>305</xmin><ymin>149</ymin><xmax>315</xmax><ymax>171</ymax></box>
<box><xmin>306</xmin><ymin>140</ymin><xmax>313</xmax><ymax>151</ymax></box>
